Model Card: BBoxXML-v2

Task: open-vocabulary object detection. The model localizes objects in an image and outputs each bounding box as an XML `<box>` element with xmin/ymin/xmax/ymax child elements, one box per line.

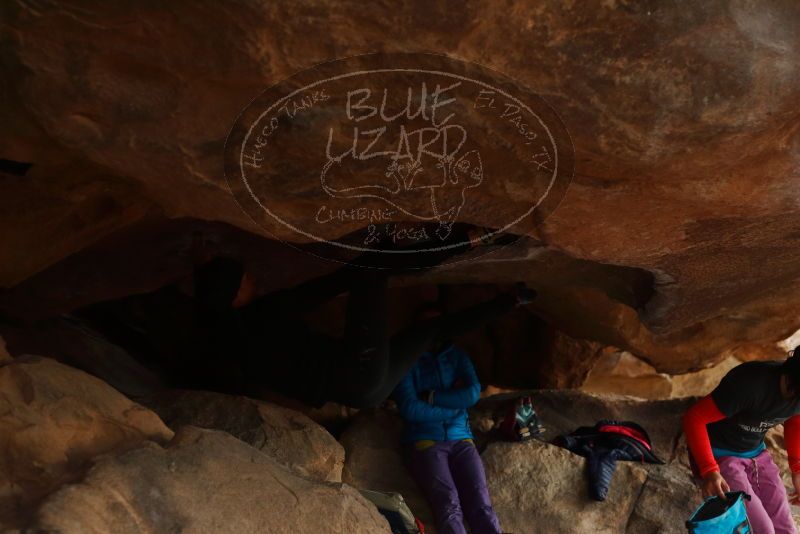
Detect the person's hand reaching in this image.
<box><xmin>701</xmin><ymin>471</ymin><xmax>730</xmax><ymax>500</ymax></box>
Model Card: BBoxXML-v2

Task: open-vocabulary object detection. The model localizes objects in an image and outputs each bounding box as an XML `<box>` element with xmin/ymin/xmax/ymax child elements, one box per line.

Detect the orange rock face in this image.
<box><xmin>2</xmin><ymin>1</ymin><xmax>800</xmax><ymax>374</ymax></box>
<box><xmin>0</xmin><ymin>355</ymin><xmax>173</xmax><ymax>525</ymax></box>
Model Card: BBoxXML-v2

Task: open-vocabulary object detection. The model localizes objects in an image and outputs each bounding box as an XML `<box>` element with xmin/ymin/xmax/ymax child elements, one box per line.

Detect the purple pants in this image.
<box><xmin>718</xmin><ymin>451</ymin><xmax>796</xmax><ymax>534</ymax></box>
<box><xmin>407</xmin><ymin>440</ymin><xmax>501</xmax><ymax>534</ymax></box>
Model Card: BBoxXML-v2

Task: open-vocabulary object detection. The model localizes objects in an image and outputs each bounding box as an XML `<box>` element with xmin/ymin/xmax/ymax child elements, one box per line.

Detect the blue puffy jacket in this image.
<box><xmin>393</xmin><ymin>343</ymin><xmax>481</xmax><ymax>443</ymax></box>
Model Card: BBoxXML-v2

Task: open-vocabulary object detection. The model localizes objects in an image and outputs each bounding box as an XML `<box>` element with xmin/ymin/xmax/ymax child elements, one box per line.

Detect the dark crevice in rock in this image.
<box><xmin>0</xmin><ymin>158</ymin><xmax>32</xmax><ymax>176</ymax></box>
<box><xmin>623</xmin><ymin>472</ymin><xmax>651</xmax><ymax>534</ymax></box>
<box><xmin>0</xmin><ymin>214</ymin><xmax>783</xmax><ymax>381</ymax></box>
<box><xmin>668</xmin><ymin>425</ymin><xmax>686</xmax><ymax>465</ymax></box>
<box><xmin>0</xmin><ymin>216</ymin><xmax>660</xmax><ymax>398</ymax></box>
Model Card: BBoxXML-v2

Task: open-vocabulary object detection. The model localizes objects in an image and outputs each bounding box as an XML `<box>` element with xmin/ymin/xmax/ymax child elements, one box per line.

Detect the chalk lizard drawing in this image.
<box><xmin>320</xmin><ymin>144</ymin><xmax>484</xmax><ymax>240</ymax></box>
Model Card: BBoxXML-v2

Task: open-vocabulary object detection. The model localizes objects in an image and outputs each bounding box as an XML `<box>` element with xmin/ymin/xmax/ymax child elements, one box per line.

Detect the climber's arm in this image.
<box><xmin>430</xmin><ymin>352</ymin><xmax>481</xmax><ymax>409</ymax></box>
<box><xmin>784</xmin><ymin>416</ymin><xmax>800</xmax><ymax>502</ymax></box>
<box><xmin>785</xmin><ymin>416</ymin><xmax>800</xmax><ymax>473</ymax></box>
<box><xmin>683</xmin><ymin>395</ymin><xmax>727</xmax><ymax>477</ymax></box>
<box><xmin>683</xmin><ymin>395</ymin><xmax>732</xmax><ymax>499</ymax></box>
<box><xmin>394</xmin><ymin>371</ymin><xmax>462</xmax><ymax>423</ymax></box>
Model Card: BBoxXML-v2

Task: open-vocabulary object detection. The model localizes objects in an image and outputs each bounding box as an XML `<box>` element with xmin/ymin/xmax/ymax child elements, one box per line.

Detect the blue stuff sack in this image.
<box><xmin>686</xmin><ymin>492</ymin><xmax>751</xmax><ymax>533</ymax></box>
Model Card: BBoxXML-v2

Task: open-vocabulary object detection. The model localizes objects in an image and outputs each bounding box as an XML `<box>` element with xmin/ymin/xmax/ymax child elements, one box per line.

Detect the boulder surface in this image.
<box><xmin>339</xmin><ymin>391</ymin><xmax>717</xmax><ymax>533</ymax></box>
<box><xmin>30</xmin><ymin>426</ymin><xmax>390</xmax><ymax>534</ymax></box>
<box><xmin>483</xmin><ymin>439</ymin><xmax>648</xmax><ymax>534</ymax></box>
<box><xmin>0</xmin><ymin>355</ymin><xmax>172</xmax><ymax>525</ymax></box>
<box><xmin>144</xmin><ymin>389</ymin><xmax>345</xmax><ymax>482</ymax></box>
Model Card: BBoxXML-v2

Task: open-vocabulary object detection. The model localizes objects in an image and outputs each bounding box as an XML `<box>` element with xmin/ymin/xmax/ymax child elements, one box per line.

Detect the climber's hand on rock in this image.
<box><xmin>701</xmin><ymin>471</ymin><xmax>730</xmax><ymax>500</ymax></box>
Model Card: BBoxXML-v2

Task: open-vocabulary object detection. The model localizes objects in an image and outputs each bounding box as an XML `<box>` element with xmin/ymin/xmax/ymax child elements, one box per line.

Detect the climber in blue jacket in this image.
<box><xmin>394</xmin><ymin>286</ymin><xmax>535</xmax><ymax>534</ymax></box>
<box><xmin>394</xmin><ymin>343</ymin><xmax>481</xmax><ymax>443</ymax></box>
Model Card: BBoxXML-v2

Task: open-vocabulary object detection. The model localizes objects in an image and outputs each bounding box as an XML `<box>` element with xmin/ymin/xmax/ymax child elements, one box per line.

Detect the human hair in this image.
<box><xmin>782</xmin><ymin>345</ymin><xmax>800</xmax><ymax>394</ymax></box>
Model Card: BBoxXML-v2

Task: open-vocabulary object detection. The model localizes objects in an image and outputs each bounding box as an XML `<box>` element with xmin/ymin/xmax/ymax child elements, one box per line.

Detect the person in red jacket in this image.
<box><xmin>683</xmin><ymin>349</ymin><xmax>800</xmax><ymax>534</ymax></box>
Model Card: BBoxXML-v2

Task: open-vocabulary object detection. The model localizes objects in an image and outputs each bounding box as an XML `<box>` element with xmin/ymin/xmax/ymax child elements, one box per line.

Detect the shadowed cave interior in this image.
<box><xmin>5</xmin><ymin>1</ymin><xmax>800</xmax><ymax>530</ymax></box>
<box><xmin>0</xmin><ymin>217</ymin><xmax>658</xmax><ymax>406</ymax></box>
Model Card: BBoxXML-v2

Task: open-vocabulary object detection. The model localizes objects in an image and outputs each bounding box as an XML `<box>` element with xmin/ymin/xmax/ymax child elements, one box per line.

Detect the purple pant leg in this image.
<box><xmin>408</xmin><ymin>441</ymin><xmax>467</xmax><ymax>534</ymax></box>
<box><xmin>448</xmin><ymin>440</ymin><xmax>502</xmax><ymax>534</ymax></box>
<box><xmin>718</xmin><ymin>452</ymin><xmax>797</xmax><ymax>534</ymax></box>
<box><xmin>753</xmin><ymin>451</ymin><xmax>796</xmax><ymax>534</ymax></box>
<box><xmin>718</xmin><ymin>456</ymin><xmax>774</xmax><ymax>533</ymax></box>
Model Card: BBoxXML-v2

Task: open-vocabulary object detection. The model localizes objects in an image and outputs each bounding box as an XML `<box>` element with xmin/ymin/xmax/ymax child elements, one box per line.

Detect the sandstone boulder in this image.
<box><xmin>471</xmin><ymin>390</ymin><xmax>692</xmax><ymax>462</ymax></box>
<box><xmin>483</xmin><ymin>439</ymin><xmax>647</xmax><ymax>534</ymax></box>
<box><xmin>341</xmin><ymin>391</ymin><xmax>701</xmax><ymax>533</ymax></box>
<box><xmin>581</xmin><ymin>351</ymin><xmax>673</xmax><ymax>400</ymax></box>
<box><xmin>0</xmin><ymin>356</ymin><xmax>173</xmax><ymax>525</ymax></box>
<box><xmin>670</xmin><ymin>356</ymin><xmax>743</xmax><ymax>399</ymax></box>
<box><xmin>340</xmin><ymin>411</ymin><xmax>435</xmax><ymax>528</ymax></box>
<box><xmin>30</xmin><ymin>426</ymin><xmax>390</xmax><ymax>534</ymax></box>
<box><xmin>624</xmin><ymin>465</ymin><xmax>701</xmax><ymax>534</ymax></box>
<box><xmin>581</xmin><ymin>350</ymin><xmax>744</xmax><ymax>400</ymax></box>
<box><xmin>144</xmin><ymin>389</ymin><xmax>345</xmax><ymax>483</ymax></box>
